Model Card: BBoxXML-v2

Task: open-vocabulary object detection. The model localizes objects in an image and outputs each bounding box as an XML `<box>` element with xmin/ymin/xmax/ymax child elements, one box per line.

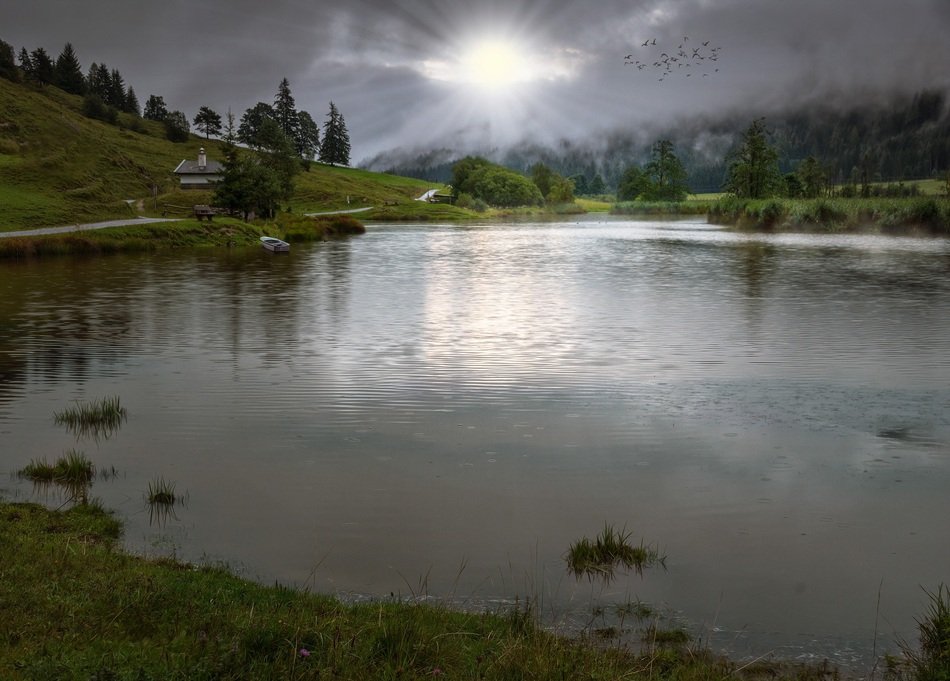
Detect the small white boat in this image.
<box><xmin>260</xmin><ymin>236</ymin><xmax>290</xmax><ymax>253</ymax></box>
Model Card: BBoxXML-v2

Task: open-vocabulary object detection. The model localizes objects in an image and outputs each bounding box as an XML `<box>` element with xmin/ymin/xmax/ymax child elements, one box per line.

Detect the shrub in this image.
<box><xmin>82</xmin><ymin>94</ymin><xmax>118</xmax><ymax>125</ymax></box>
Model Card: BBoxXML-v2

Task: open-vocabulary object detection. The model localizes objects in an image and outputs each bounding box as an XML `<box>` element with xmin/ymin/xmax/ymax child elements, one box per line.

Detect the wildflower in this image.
<box><xmin>299</xmin><ymin>647</ymin><xmax>311</xmax><ymax>658</ymax></box>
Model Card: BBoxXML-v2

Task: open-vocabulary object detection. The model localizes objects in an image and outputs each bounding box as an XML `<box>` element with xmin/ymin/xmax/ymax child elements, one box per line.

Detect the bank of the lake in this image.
<box><xmin>707</xmin><ymin>196</ymin><xmax>950</xmax><ymax>235</ymax></box>
<box><xmin>0</xmin><ymin>214</ymin><xmax>366</xmax><ymax>259</ymax></box>
<box><xmin>0</xmin><ymin>499</ymin><xmax>870</xmax><ymax>680</ymax></box>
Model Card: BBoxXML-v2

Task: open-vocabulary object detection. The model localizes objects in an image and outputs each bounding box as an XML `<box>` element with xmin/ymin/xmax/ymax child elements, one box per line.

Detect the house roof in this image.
<box><xmin>174</xmin><ymin>159</ymin><xmax>224</xmax><ymax>175</ymax></box>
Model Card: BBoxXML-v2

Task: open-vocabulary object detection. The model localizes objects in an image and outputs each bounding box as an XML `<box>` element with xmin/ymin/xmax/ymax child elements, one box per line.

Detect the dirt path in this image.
<box><xmin>304</xmin><ymin>207</ymin><xmax>374</xmax><ymax>217</ymax></box>
<box><xmin>0</xmin><ymin>216</ymin><xmax>181</xmax><ymax>239</ymax></box>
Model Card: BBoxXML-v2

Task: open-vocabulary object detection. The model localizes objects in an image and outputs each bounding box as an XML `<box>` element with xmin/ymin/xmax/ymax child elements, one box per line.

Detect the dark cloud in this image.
<box><xmin>3</xmin><ymin>0</ymin><xmax>948</xmax><ymax>162</ymax></box>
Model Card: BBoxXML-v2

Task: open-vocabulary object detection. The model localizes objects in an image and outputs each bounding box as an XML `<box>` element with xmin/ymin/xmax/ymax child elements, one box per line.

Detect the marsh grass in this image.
<box><xmin>19</xmin><ymin>458</ymin><xmax>57</xmax><ymax>482</ymax></box>
<box><xmin>565</xmin><ymin>524</ymin><xmax>666</xmax><ymax>582</ymax></box>
<box><xmin>18</xmin><ymin>450</ymin><xmax>94</xmax><ymax>485</ymax></box>
<box><xmin>890</xmin><ymin>585</ymin><xmax>950</xmax><ymax>681</ymax></box>
<box><xmin>18</xmin><ymin>450</ymin><xmax>96</xmax><ymax>505</ymax></box>
<box><xmin>709</xmin><ymin>196</ymin><xmax>950</xmax><ymax>235</ymax></box>
<box><xmin>54</xmin><ymin>396</ymin><xmax>127</xmax><ymax>439</ymax></box>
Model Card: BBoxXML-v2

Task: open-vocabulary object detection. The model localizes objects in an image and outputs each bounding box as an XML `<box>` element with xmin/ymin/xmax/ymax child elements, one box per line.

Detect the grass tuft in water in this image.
<box><xmin>54</xmin><ymin>449</ymin><xmax>96</xmax><ymax>485</ymax></box>
<box><xmin>147</xmin><ymin>477</ymin><xmax>177</xmax><ymax>506</ymax></box>
<box><xmin>565</xmin><ymin>524</ymin><xmax>666</xmax><ymax>582</ymax></box>
<box><xmin>53</xmin><ymin>396</ymin><xmax>127</xmax><ymax>439</ymax></box>
<box><xmin>19</xmin><ymin>458</ymin><xmax>57</xmax><ymax>482</ymax></box>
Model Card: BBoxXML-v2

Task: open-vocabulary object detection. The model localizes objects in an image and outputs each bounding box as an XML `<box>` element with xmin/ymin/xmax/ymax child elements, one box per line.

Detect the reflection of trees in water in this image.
<box><xmin>734</xmin><ymin>240</ymin><xmax>776</xmax><ymax>303</ymax></box>
<box><xmin>0</xmin><ymin>245</ymin><xmax>356</xmax><ymax>392</ymax></box>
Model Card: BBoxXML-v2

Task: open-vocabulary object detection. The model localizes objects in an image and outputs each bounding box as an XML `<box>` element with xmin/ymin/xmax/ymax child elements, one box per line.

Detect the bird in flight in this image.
<box><xmin>626</xmin><ymin>36</ymin><xmax>723</xmax><ymax>83</ymax></box>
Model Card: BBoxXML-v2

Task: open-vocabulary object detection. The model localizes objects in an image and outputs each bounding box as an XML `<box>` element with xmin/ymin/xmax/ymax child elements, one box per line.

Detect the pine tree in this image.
<box><xmin>54</xmin><ymin>43</ymin><xmax>85</xmax><ymax>95</ymax></box>
<box><xmin>222</xmin><ymin>108</ymin><xmax>237</xmax><ymax>147</ymax></box>
<box><xmin>295</xmin><ymin>110</ymin><xmax>320</xmax><ymax>161</ymax></box>
<box><xmin>272</xmin><ymin>77</ymin><xmax>299</xmax><ymax>141</ymax></box>
<box><xmin>18</xmin><ymin>48</ymin><xmax>32</xmax><ymax>79</ymax></box>
<box><xmin>29</xmin><ymin>47</ymin><xmax>55</xmax><ymax>84</ymax></box>
<box><xmin>125</xmin><ymin>86</ymin><xmax>140</xmax><ymax>116</ymax></box>
<box><xmin>318</xmin><ymin>101</ymin><xmax>350</xmax><ymax>167</ymax></box>
<box><xmin>86</xmin><ymin>63</ymin><xmax>111</xmax><ymax>100</ymax></box>
<box><xmin>108</xmin><ymin>69</ymin><xmax>126</xmax><ymax>109</ymax></box>
<box><xmin>193</xmin><ymin>106</ymin><xmax>223</xmax><ymax>139</ymax></box>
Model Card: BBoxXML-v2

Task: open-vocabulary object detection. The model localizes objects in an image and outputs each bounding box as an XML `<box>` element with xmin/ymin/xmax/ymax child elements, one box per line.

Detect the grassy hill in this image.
<box><xmin>0</xmin><ymin>77</ymin><xmax>458</xmax><ymax>232</ymax></box>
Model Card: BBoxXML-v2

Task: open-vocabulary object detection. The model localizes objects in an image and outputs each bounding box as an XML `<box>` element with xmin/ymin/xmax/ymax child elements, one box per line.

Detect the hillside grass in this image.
<box><xmin>0</xmin><ymin>78</ymin><xmax>465</xmax><ymax>231</ymax></box>
<box><xmin>0</xmin><ymin>499</ymin><xmax>843</xmax><ymax>681</ymax></box>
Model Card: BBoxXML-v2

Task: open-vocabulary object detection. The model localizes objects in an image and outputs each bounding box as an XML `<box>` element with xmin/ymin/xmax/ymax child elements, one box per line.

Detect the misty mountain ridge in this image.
<box><xmin>363</xmin><ymin>89</ymin><xmax>950</xmax><ymax>194</ymax></box>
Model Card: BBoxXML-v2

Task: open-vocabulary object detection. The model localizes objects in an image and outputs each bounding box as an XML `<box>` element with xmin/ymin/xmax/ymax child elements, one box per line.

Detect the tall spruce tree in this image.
<box><xmin>272</xmin><ymin>78</ymin><xmax>299</xmax><ymax>142</ymax></box>
<box><xmin>318</xmin><ymin>101</ymin><xmax>350</xmax><ymax>166</ymax></box>
<box><xmin>54</xmin><ymin>43</ymin><xmax>85</xmax><ymax>95</ymax></box>
<box><xmin>125</xmin><ymin>86</ymin><xmax>140</xmax><ymax>116</ymax></box>
<box><xmin>18</xmin><ymin>47</ymin><xmax>32</xmax><ymax>79</ymax></box>
<box><xmin>107</xmin><ymin>69</ymin><xmax>126</xmax><ymax>109</ymax></box>
<box><xmin>86</xmin><ymin>63</ymin><xmax>111</xmax><ymax>100</ymax></box>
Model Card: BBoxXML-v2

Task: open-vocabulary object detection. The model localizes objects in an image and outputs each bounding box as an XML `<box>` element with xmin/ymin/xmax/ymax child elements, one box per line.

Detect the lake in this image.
<box><xmin>2</xmin><ymin>216</ymin><xmax>949</xmax><ymax>670</ymax></box>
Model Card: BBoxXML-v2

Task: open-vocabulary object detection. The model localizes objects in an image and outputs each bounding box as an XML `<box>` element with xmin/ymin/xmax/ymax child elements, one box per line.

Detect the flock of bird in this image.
<box><xmin>624</xmin><ymin>35</ymin><xmax>722</xmax><ymax>82</ymax></box>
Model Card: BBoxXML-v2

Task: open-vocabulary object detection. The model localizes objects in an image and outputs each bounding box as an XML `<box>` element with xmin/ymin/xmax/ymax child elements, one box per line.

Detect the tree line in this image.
<box><xmin>0</xmin><ymin>37</ymin><xmax>351</xmax><ymax>167</ymax></box>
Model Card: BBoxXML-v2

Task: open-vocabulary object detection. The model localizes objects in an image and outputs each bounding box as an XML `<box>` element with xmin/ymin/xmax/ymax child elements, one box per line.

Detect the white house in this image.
<box><xmin>173</xmin><ymin>148</ymin><xmax>223</xmax><ymax>190</ymax></box>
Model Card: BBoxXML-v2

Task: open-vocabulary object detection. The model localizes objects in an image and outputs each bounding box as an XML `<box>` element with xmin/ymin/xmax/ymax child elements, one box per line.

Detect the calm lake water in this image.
<box><xmin>2</xmin><ymin>217</ymin><xmax>949</xmax><ymax>669</ymax></box>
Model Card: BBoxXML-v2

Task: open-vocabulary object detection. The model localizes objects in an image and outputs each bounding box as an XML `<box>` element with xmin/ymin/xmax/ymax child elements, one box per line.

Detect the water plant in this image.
<box><xmin>146</xmin><ymin>477</ymin><xmax>183</xmax><ymax>526</ymax></box>
<box><xmin>146</xmin><ymin>477</ymin><xmax>177</xmax><ymax>505</ymax></box>
<box><xmin>565</xmin><ymin>523</ymin><xmax>666</xmax><ymax>582</ymax></box>
<box><xmin>19</xmin><ymin>458</ymin><xmax>57</xmax><ymax>482</ymax></box>
<box><xmin>18</xmin><ymin>450</ymin><xmax>94</xmax><ymax>485</ymax></box>
<box><xmin>53</xmin><ymin>395</ymin><xmax>127</xmax><ymax>439</ymax></box>
<box><xmin>891</xmin><ymin>584</ymin><xmax>950</xmax><ymax>681</ymax></box>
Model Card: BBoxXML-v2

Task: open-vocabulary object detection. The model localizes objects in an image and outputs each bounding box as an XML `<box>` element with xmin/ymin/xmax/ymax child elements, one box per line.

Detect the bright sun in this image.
<box><xmin>461</xmin><ymin>40</ymin><xmax>532</xmax><ymax>91</ymax></box>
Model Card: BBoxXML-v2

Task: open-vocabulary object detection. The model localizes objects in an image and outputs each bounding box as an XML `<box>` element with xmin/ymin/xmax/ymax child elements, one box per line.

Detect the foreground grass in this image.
<box><xmin>1</xmin><ymin>500</ymin><xmax>845</xmax><ymax>681</ymax></box>
<box><xmin>708</xmin><ymin>196</ymin><xmax>950</xmax><ymax>235</ymax></box>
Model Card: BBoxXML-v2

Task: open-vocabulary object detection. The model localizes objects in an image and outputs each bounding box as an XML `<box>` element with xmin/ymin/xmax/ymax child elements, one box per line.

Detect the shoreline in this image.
<box><xmin>1</xmin><ymin>498</ymin><xmax>891</xmax><ymax>680</ymax></box>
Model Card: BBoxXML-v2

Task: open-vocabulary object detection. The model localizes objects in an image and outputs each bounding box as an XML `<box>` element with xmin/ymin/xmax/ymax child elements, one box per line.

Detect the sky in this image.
<box><xmin>3</xmin><ymin>0</ymin><xmax>950</xmax><ymax>165</ymax></box>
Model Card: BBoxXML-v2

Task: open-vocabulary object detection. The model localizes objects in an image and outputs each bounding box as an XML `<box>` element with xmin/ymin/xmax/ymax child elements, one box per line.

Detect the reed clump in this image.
<box><xmin>565</xmin><ymin>524</ymin><xmax>666</xmax><ymax>581</ymax></box>
<box><xmin>54</xmin><ymin>396</ymin><xmax>127</xmax><ymax>439</ymax></box>
<box><xmin>889</xmin><ymin>584</ymin><xmax>950</xmax><ymax>681</ymax></box>
<box><xmin>146</xmin><ymin>477</ymin><xmax>177</xmax><ymax>506</ymax></box>
<box><xmin>18</xmin><ymin>450</ymin><xmax>94</xmax><ymax>485</ymax></box>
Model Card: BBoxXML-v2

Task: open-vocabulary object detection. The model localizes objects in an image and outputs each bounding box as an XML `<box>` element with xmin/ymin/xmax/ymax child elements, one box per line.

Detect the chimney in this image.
<box><xmin>198</xmin><ymin>148</ymin><xmax>207</xmax><ymax>170</ymax></box>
